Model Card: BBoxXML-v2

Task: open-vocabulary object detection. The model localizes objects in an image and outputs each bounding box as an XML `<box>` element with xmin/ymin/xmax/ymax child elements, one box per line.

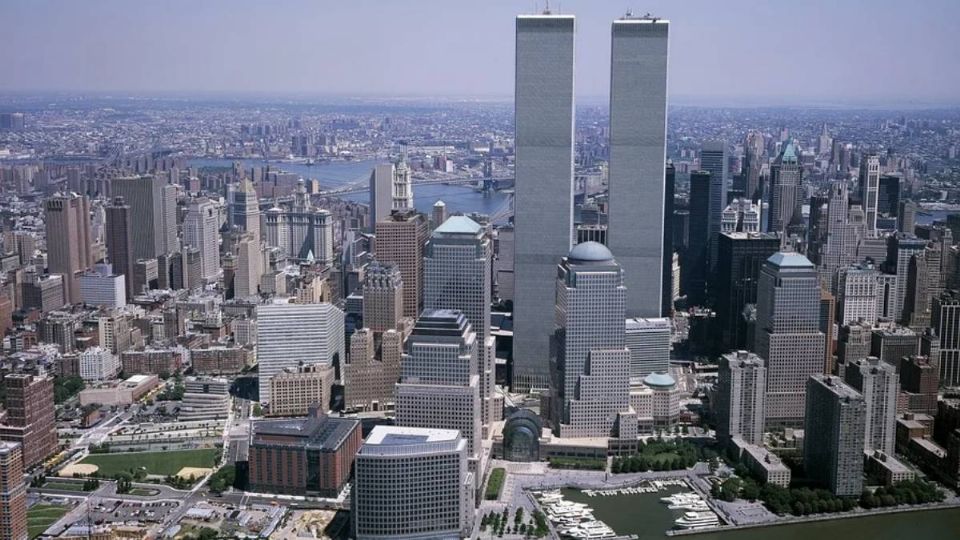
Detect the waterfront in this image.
<box><xmin>561</xmin><ymin>487</ymin><xmax>960</xmax><ymax>540</ymax></box>
<box><xmin>189</xmin><ymin>157</ymin><xmax>512</xmax><ymax>219</ymax></box>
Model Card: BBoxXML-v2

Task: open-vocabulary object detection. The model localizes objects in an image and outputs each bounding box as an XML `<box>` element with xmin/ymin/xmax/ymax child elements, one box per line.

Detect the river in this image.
<box><xmin>188</xmin><ymin>157</ymin><xmax>512</xmax><ymax>219</ymax></box>
<box><xmin>561</xmin><ymin>488</ymin><xmax>960</xmax><ymax>540</ymax></box>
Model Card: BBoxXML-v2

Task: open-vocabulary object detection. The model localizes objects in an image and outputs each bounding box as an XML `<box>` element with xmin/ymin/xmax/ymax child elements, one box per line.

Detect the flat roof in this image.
<box><xmin>365</xmin><ymin>425</ymin><xmax>460</xmax><ymax>446</ymax></box>
<box><xmin>253</xmin><ymin>416</ymin><xmax>359</xmax><ymax>451</ymax></box>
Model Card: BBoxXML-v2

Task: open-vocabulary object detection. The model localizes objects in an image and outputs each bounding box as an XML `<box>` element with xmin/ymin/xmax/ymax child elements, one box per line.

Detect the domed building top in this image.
<box><xmin>643</xmin><ymin>372</ymin><xmax>676</xmax><ymax>389</ymax></box>
<box><xmin>567</xmin><ymin>241</ymin><xmax>615</xmax><ymax>263</ymax></box>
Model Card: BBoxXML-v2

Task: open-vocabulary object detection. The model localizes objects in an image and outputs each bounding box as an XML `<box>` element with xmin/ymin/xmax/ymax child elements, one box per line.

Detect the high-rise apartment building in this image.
<box><xmin>552</xmin><ymin>242</ymin><xmax>631</xmax><ymax>437</ymax></box>
<box><xmin>804</xmin><ymin>375</ymin><xmax>866</xmax><ymax>497</ymax></box>
<box><xmin>111</xmin><ymin>176</ymin><xmax>177</xmax><ymax>260</ymax></box>
<box><xmin>625</xmin><ymin>317</ymin><xmax>671</xmax><ymax>380</ymax></box>
<box><xmin>844</xmin><ymin>357</ymin><xmax>897</xmax><ymax>455</ymax></box>
<box><xmin>512</xmin><ymin>13</ymin><xmax>575</xmax><ymax>391</ymax></box>
<box><xmin>716</xmin><ymin>351</ymin><xmax>767</xmax><ymax>446</ymax></box>
<box><xmin>353</xmin><ymin>426</ymin><xmax>473</xmax><ymax>540</ymax></box>
<box><xmin>859</xmin><ymin>154</ymin><xmax>881</xmax><ymax>232</ymax></box>
<box><xmin>257</xmin><ymin>303</ymin><xmax>344</xmax><ymax>403</ymax></box>
<box><xmin>700</xmin><ymin>141</ymin><xmax>728</xmax><ymax>271</ymax></box>
<box><xmin>712</xmin><ymin>232</ymin><xmax>780</xmax><ymax>350</ymax></box>
<box><xmin>0</xmin><ymin>374</ymin><xmax>57</xmax><ymax>470</ymax></box>
<box><xmin>755</xmin><ymin>253</ymin><xmax>825</xmax><ymax>428</ymax></box>
<box><xmin>395</xmin><ymin>310</ymin><xmax>481</xmax><ymax>461</ymax></box>
<box><xmin>45</xmin><ymin>193</ymin><xmax>93</xmax><ymax>305</ymax></box>
<box><xmin>0</xmin><ymin>442</ymin><xmax>27</xmax><ymax>540</ymax></box>
<box><xmin>374</xmin><ymin>209</ymin><xmax>427</xmax><ymax>319</ymax></box>
<box><xmin>608</xmin><ymin>15</ymin><xmax>669</xmax><ymax>318</ymax></box>
<box><xmin>183</xmin><ymin>198</ymin><xmax>220</xmax><ymax>282</ymax></box>
<box><xmin>767</xmin><ymin>142</ymin><xmax>801</xmax><ymax>236</ymax></box>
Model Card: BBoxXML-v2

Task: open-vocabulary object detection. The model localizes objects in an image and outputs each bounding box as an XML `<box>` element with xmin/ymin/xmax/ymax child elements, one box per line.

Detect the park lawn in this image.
<box><xmin>485</xmin><ymin>468</ymin><xmax>506</xmax><ymax>500</ymax></box>
<box><xmin>28</xmin><ymin>504</ymin><xmax>69</xmax><ymax>538</ymax></box>
<box><xmin>80</xmin><ymin>448</ymin><xmax>218</xmax><ymax>477</ymax></box>
<box><xmin>647</xmin><ymin>451</ymin><xmax>681</xmax><ymax>465</ymax></box>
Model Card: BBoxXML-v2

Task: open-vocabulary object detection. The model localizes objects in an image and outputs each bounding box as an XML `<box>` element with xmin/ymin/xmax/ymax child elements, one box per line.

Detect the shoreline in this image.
<box><xmin>666</xmin><ymin>500</ymin><xmax>960</xmax><ymax>536</ymax></box>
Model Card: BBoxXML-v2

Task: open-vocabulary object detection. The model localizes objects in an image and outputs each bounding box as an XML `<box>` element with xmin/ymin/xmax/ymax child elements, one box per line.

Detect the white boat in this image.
<box><xmin>669</xmin><ymin>501</ymin><xmax>711</xmax><ymax>511</ymax></box>
<box><xmin>674</xmin><ymin>511</ymin><xmax>720</xmax><ymax>529</ymax></box>
<box><xmin>660</xmin><ymin>492</ymin><xmax>701</xmax><ymax>504</ymax></box>
<box><xmin>562</xmin><ymin>521</ymin><xmax>617</xmax><ymax>539</ymax></box>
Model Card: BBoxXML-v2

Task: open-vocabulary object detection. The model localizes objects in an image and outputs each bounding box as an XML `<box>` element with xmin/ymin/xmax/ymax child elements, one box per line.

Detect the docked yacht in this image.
<box><xmin>674</xmin><ymin>511</ymin><xmax>720</xmax><ymax>529</ymax></box>
<box><xmin>561</xmin><ymin>520</ymin><xmax>617</xmax><ymax>539</ymax></box>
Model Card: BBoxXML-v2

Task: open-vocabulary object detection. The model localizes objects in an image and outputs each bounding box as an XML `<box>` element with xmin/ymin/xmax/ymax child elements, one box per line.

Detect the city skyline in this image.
<box><xmin>2</xmin><ymin>0</ymin><xmax>959</xmax><ymax>106</ymax></box>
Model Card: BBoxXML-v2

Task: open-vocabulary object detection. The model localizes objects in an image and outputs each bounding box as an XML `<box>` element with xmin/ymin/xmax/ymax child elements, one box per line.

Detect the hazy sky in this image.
<box><xmin>2</xmin><ymin>0</ymin><xmax>958</xmax><ymax>105</ymax></box>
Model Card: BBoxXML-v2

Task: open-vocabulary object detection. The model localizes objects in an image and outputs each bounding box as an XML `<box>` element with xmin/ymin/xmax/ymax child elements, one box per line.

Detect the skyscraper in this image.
<box><xmin>423</xmin><ymin>216</ymin><xmax>497</xmax><ymax>433</ymax></box>
<box><xmin>353</xmin><ymin>426</ymin><xmax>472</xmax><ymax>540</ymax></box>
<box><xmin>932</xmin><ymin>290</ymin><xmax>960</xmax><ymax>386</ymax></box>
<box><xmin>683</xmin><ymin>170</ymin><xmax>712</xmax><ymax>305</ymax></box>
<box><xmin>234</xmin><ymin>233</ymin><xmax>263</xmax><ymax>299</ymax></box>
<box><xmin>361</xmin><ymin>261</ymin><xmax>404</xmax><ymax>334</ymax></box>
<box><xmin>0</xmin><ymin>374</ymin><xmax>57</xmax><ymax>470</ymax></box>
<box><xmin>625</xmin><ymin>317</ymin><xmax>671</xmax><ymax>380</ymax></box>
<box><xmin>257</xmin><ymin>303</ymin><xmax>345</xmax><ymax>404</ymax></box>
<box><xmin>743</xmin><ymin>131</ymin><xmax>765</xmax><ymax>202</ymax></box>
<box><xmin>512</xmin><ymin>13</ymin><xmax>575</xmax><ymax>391</ymax></box>
<box><xmin>111</xmin><ymin>175</ymin><xmax>178</xmax><ymax>260</ymax></box>
<box><xmin>0</xmin><ymin>442</ymin><xmax>27</xmax><ymax>540</ymax></box>
<box><xmin>755</xmin><ymin>252</ymin><xmax>825</xmax><ymax>428</ymax></box>
<box><xmin>844</xmin><ymin>357</ymin><xmax>898</xmax><ymax>455</ymax></box>
<box><xmin>712</xmin><ymin>231</ymin><xmax>780</xmax><ymax>351</ymax></box>
<box><xmin>395</xmin><ymin>310</ymin><xmax>481</xmax><ymax>461</ymax></box>
<box><xmin>804</xmin><ymin>375</ymin><xmax>866</xmax><ymax>497</ymax></box>
<box><xmin>105</xmin><ymin>196</ymin><xmax>134</xmax><ymax>296</ymax></box>
<box><xmin>183</xmin><ymin>198</ymin><xmax>220</xmax><ymax>282</ymax></box>
<box><xmin>391</xmin><ymin>148</ymin><xmax>413</xmax><ymax>211</ymax></box>
<box><xmin>374</xmin><ymin>209</ymin><xmax>428</xmax><ymax>319</ymax></box>
<box><xmin>44</xmin><ymin>192</ymin><xmax>93</xmax><ymax>304</ymax></box>
<box><xmin>551</xmin><ymin>242</ymin><xmax>631</xmax><ymax>437</ymax></box>
<box><xmin>887</xmin><ymin>233</ymin><xmax>927</xmax><ymax>322</ymax></box>
<box><xmin>700</xmin><ymin>141</ymin><xmax>729</xmax><ymax>271</ymax></box>
<box><xmin>859</xmin><ymin>154</ymin><xmax>881</xmax><ymax>232</ymax></box>
<box><xmin>662</xmin><ymin>164</ymin><xmax>676</xmax><ymax>316</ymax></box>
<box><xmin>608</xmin><ymin>14</ymin><xmax>669</xmax><ymax>318</ymax></box>
<box><xmin>717</xmin><ymin>350</ymin><xmax>767</xmax><ymax>446</ymax></box>
<box><xmin>368</xmin><ymin>163</ymin><xmax>393</xmax><ymax>230</ymax></box>
<box><xmin>767</xmin><ymin>142</ymin><xmax>801</xmax><ymax>236</ymax></box>
<box><xmin>228</xmin><ymin>178</ymin><xmax>261</xmax><ymax>241</ymax></box>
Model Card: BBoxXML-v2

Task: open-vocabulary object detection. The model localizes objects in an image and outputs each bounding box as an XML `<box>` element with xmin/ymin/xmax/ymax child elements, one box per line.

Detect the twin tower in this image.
<box><xmin>512</xmin><ymin>13</ymin><xmax>670</xmax><ymax>391</ymax></box>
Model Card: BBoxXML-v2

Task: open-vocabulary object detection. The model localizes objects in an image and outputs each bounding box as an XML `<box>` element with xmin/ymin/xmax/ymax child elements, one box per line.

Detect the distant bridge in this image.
<box><xmin>319</xmin><ymin>175</ymin><xmax>514</xmax><ymax>196</ymax></box>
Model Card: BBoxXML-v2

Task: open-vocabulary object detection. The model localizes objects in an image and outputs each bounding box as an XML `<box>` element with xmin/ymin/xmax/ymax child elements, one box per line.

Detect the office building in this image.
<box><xmin>859</xmin><ymin>155</ymin><xmax>881</xmax><ymax>232</ymax></box>
<box><xmin>625</xmin><ymin>317</ymin><xmax>671</xmax><ymax>380</ymax></box>
<box><xmin>608</xmin><ymin>15</ymin><xmax>669</xmax><ymax>318</ymax></box>
<box><xmin>836</xmin><ymin>262</ymin><xmax>881</xmax><ymax>325</ymax></box>
<box><xmin>513</xmin><ymin>13</ymin><xmax>575</xmax><ymax>391</ymax></box>
<box><xmin>716</xmin><ymin>351</ymin><xmax>767</xmax><ymax>446</ymax></box>
<box><xmin>78</xmin><ymin>347</ymin><xmax>120</xmax><ymax>382</ymax></box>
<box><xmin>898</xmin><ymin>200</ymin><xmax>917</xmax><ymax>235</ymax></box>
<box><xmin>683</xmin><ymin>170</ymin><xmax>711</xmax><ymax>305</ymax></box>
<box><xmin>248</xmin><ymin>412</ymin><xmax>361</xmax><ymax>497</ymax></box>
<box><xmin>0</xmin><ymin>374</ymin><xmax>56</xmax><ymax>470</ymax></box>
<box><xmin>234</xmin><ymin>232</ymin><xmax>263</xmax><ymax>299</ymax></box>
<box><xmin>552</xmin><ymin>242</ymin><xmax>631</xmax><ymax>438</ymax></box>
<box><xmin>190</xmin><ymin>346</ymin><xmax>254</xmax><ymax>375</ymax></box>
<box><xmin>353</xmin><ymin>426</ymin><xmax>473</xmax><ymax>540</ymax></box>
<box><xmin>932</xmin><ymin>290</ymin><xmax>960</xmax><ymax>386</ymax></box>
<box><xmin>900</xmin><ymin>355</ymin><xmax>939</xmax><ymax>415</ymax></box>
<box><xmin>755</xmin><ymin>253</ymin><xmax>825</xmax><ymax>427</ymax></box>
<box><xmin>183</xmin><ymin>198</ymin><xmax>220</xmax><ymax>282</ymax></box>
<box><xmin>700</xmin><ymin>141</ymin><xmax>729</xmax><ymax>271</ymax></box>
<box><xmin>111</xmin><ymin>175</ymin><xmax>177</xmax><ymax>260</ymax></box>
<box><xmin>120</xmin><ymin>348</ymin><xmax>181</xmax><ymax>375</ymax></box>
<box><xmin>712</xmin><ymin>231</ymin><xmax>780</xmax><ymax>350</ymax></box>
<box><xmin>845</xmin><ymin>357</ymin><xmax>898</xmax><ymax>455</ymax></box>
<box><xmin>721</xmin><ymin>199</ymin><xmax>761</xmax><ymax>234</ymax></box>
<box><xmin>257</xmin><ymin>303</ymin><xmax>344</xmax><ymax>403</ymax></box>
<box><xmin>432</xmin><ymin>200</ymin><xmax>448</xmax><ymax>228</ymax></box>
<box><xmin>344</xmin><ymin>328</ymin><xmax>402</xmax><ymax>412</ymax></box>
<box><xmin>228</xmin><ymin>178</ymin><xmax>261</xmax><ymax>241</ymax></box>
<box><xmin>662</xmin><ymin>164</ymin><xmax>676</xmax><ymax>316</ymax></box>
<box><xmin>20</xmin><ymin>274</ymin><xmax>66</xmax><ymax>313</ymax></box>
<box><xmin>78</xmin><ymin>270</ymin><xmax>126</xmax><ymax>308</ymax></box>
<box><xmin>816</xmin><ymin>183</ymin><xmax>866</xmax><ymax>289</ymax></box>
<box><xmin>263</xmin><ymin>183</ymin><xmax>333</xmax><ymax>265</ymax></box>
<box><xmin>268</xmin><ymin>364</ymin><xmax>335</xmax><ymax>417</ymax></box>
<box><xmin>878</xmin><ymin>174</ymin><xmax>901</xmax><ymax>218</ymax></box>
<box><xmin>395</xmin><ymin>310</ymin><xmax>481</xmax><ymax>458</ymax></box>
<box><xmin>391</xmin><ymin>148</ymin><xmax>414</xmax><ymax>211</ymax></box>
<box><xmin>743</xmin><ymin>131</ymin><xmax>765</xmax><ymax>202</ymax></box>
<box><xmin>821</xmin><ymin>289</ymin><xmax>836</xmax><ymax>374</ymax></box>
<box><xmin>374</xmin><ymin>209</ymin><xmax>427</xmax><ymax>319</ymax></box>
<box><xmin>804</xmin><ymin>375</ymin><xmax>866</xmax><ymax>497</ymax></box>
<box><xmin>887</xmin><ymin>233</ymin><xmax>927</xmax><ymax>322</ymax></box>
<box><xmin>361</xmin><ymin>261</ymin><xmax>404</xmax><ymax>333</ymax></box>
<box><xmin>44</xmin><ymin>193</ymin><xmax>93</xmax><ymax>304</ymax></box>
<box><xmin>767</xmin><ymin>142</ymin><xmax>801</xmax><ymax>236</ymax></box>
<box><xmin>0</xmin><ymin>442</ymin><xmax>27</xmax><ymax>540</ymax></box>
<box><xmin>423</xmin><ymin>215</ymin><xmax>497</xmax><ymax>432</ymax></box>
<box><xmin>368</xmin><ymin>163</ymin><xmax>394</xmax><ymax>230</ymax></box>
<box><xmin>871</xmin><ymin>327</ymin><xmax>919</xmax><ymax>369</ymax></box>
